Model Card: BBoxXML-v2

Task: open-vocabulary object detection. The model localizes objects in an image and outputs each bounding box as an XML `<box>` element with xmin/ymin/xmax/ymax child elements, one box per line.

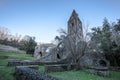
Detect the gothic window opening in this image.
<box><xmin>57</xmin><ymin>54</ymin><xmax>60</xmax><ymax>59</ymax></box>
<box><xmin>99</xmin><ymin>60</ymin><xmax>107</xmax><ymax>67</ymax></box>
<box><xmin>71</xmin><ymin>23</ymin><xmax>74</xmax><ymax>27</ymax></box>
<box><xmin>39</xmin><ymin>52</ymin><xmax>42</xmax><ymax>57</ymax></box>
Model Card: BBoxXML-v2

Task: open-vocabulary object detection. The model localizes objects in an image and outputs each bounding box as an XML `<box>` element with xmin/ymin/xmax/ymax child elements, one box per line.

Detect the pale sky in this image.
<box><xmin>0</xmin><ymin>0</ymin><xmax>120</xmax><ymax>43</ymax></box>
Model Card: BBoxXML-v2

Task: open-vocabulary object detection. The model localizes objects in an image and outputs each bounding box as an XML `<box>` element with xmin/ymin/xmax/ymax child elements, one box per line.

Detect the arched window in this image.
<box><xmin>99</xmin><ymin>60</ymin><xmax>107</xmax><ymax>67</ymax></box>
<box><xmin>39</xmin><ymin>52</ymin><xmax>42</xmax><ymax>57</ymax></box>
<box><xmin>71</xmin><ymin>23</ymin><xmax>74</xmax><ymax>27</ymax></box>
<box><xmin>57</xmin><ymin>54</ymin><xmax>60</xmax><ymax>59</ymax></box>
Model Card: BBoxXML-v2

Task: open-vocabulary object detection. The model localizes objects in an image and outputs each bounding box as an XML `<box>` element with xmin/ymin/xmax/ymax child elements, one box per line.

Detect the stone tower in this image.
<box><xmin>68</xmin><ymin>10</ymin><xmax>83</xmax><ymax>42</ymax></box>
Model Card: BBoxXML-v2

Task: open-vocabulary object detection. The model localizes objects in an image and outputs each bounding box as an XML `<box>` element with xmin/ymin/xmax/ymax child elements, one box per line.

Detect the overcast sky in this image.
<box><xmin>0</xmin><ymin>0</ymin><xmax>120</xmax><ymax>43</ymax></box>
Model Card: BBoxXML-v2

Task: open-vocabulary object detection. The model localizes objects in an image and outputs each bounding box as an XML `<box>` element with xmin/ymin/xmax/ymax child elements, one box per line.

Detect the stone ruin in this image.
<box><xmin>79</xmin><ymin>51</ymin><xmax>110</xmax><ymax>76</ymax></box>
<box><xmin>14</xmin><ymin>66</ymin><xmax>60</xmax><ymax>80</ymax></box>
<box><xmin>34</xmin><ymin>10</ymin><xmax>110</xmax><ymax>76</ymax></box>
<box><xmin>34</xmin><ymin>10</ymin><xmax>83</xmax><ymax>63</ymax></box>
<box><xmin>5</xmin><ymin>10</ymin><xmax>110</xmax><ymax>80</ymax></box>
<box><xmin>34</xmin><ymin>43</ymin><xmax>55</xmax><ymax>60</ymax></box>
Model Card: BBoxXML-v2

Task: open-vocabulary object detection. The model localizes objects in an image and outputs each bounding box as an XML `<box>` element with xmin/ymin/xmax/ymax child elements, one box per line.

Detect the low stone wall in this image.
<box><xmin>8</xmin><ymin>60</ymin><xmax>39</xmax><ymax>66</ymax></box>
<box><xmin>45</xmin><ymin>64</ymin><xmax>68</xmax><ymax>72</ymax></box>
<box><xmin>45</xmin><ymin>64</ymin><xmax>78</xmax><ymax>72</ymax></box>
<box><xmin>14</xmin><ymin>66</ymin><xmax>60</xmax><ymax>80</ymax></box>
<box><xmin>88</xmin><ymin>67</ymin><xmax>109</xmax><ymax>76</ymax></box>
<box><xmin>8</xmin><ymin>60</ymin><xmax>64</xmax><ymax>66</ymax></box>
<box><xmin>16</xmin><ymin>65</ymin><xmax>39</xmax><ymax>70</ymax></box>
<box><xmin>109</xmin><ymin>67</ymin><xmax>120</xmax><ymax>71</ymax></box>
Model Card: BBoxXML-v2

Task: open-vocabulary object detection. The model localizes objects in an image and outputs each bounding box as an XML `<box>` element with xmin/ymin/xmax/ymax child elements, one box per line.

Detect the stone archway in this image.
<box><xmin>99</xmin><ymin>60</ymin><xmax>107</xmax><ymax>67</ymax></box>
<box><xmin>39</xmin><ymin>52</ymin><xmax>42</xmax><ymax>57</ymax></box>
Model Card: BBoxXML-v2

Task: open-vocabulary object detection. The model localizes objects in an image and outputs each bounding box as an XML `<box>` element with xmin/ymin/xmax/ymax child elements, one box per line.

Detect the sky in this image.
<box><xmin>0</xmin><ymin>0</ymin><xmax>120</xmax><ymax>43</ymax></box>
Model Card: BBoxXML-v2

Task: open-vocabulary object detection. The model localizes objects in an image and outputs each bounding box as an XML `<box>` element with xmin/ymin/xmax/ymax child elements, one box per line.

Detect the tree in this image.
<box><xmin>19</xmin><ymin>36</ymin><xmax>37</xmax><ymax>55</ymax></box>
<box><xmin>90</xmin><ymin>18</ymin><xmax>120</xmax><ymax>66</ymax></box>
<box><xmin>55</xmin><ymin>24</ymin><xmax>89</xmax><ymax>69</ymax></box>
<box><xmin>0</xmin><ymin>26</ymin><xmax>10</xmax><ymax>44</ymax></box>
<box><xmin>111</xmin><ymin>19</ymin><xmax>120</xmax><ymax>66</ymax></box>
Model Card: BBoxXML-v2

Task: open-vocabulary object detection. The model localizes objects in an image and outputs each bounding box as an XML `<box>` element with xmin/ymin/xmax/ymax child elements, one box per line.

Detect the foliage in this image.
<box><xmin>0</xmin><ymin>26</ymin><xmax>10</xmax><ymax>40</ymax></box>
<box><xmin>0</xmin><ymin>26</ymin><xmax>37</xmax><ymax>54</ymax></box>
<box><xmin>19</xmin><ymin>36</ymin><xmax>37</xmax><ymax>54</ymax></box>
<box><xmin>90</xmin><ymin>18</ymin><xmax>120</xmax><ymax>66</ymax></box>
<box><xmin>0</xmin><ymin>26</ymin><xmax>21</xmax><ymax>47</ymax></box>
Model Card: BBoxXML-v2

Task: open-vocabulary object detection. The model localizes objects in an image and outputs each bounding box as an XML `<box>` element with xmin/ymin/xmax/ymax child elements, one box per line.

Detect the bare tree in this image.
<box><xmin>54</xmin><ymin>10</ymin><xmax>90</xmax><ymax>69</ymax></box>
<box><xmin>65</xmin><ymin>24</ymin><xmax>89</xmax><ymax>64</ymax></box>
<box><xmin>0</xmin><ymin>26</ymin><xmax>10</xmax><ymax>40</ymax></box>
<box><xmin>56</xmin><ymin>23</ymin><xmax>89</xmax><ymax>66</ymax></box>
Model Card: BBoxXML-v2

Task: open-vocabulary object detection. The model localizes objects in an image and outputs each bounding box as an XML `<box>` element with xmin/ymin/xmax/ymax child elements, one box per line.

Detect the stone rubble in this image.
<box><xmin>14</xmin><ymin>66</ymin><xmax>61</xmax><ymax>80</ymax></box>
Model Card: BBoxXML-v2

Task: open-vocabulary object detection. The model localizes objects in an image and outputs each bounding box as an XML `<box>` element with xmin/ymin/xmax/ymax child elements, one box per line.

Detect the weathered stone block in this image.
<box><xmin>16</xmin><ymin>65</ymin><xmax>39</xmax><ymax>70</ymax></box>
<box><xmin>109</xmin><ymin>67</ymin><xmax>120</xmax><ymax>71</ymax></box>
<box><xmin>7</xmin><ymin>60</ymin><xmax>40</xmax><ymax>66</ymax></box>
<box><xmin>88</xmin><ymin>67</ymin><xmax>109</xmax><ymax>76</ymax></box>
<box><xmin>45</xmin><ymin>64</ymin><xmax>69</xmax><ymax>72</ymax></box>
<box><xmin>14</xmin><ymin>66</ymin><xmax>60</xmax><ymax>80</ymax></box>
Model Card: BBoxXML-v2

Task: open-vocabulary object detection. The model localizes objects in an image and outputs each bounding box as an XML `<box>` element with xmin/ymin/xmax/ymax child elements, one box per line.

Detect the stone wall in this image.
<box><xmin>79</xmin><ymin>53</ymin><xmax>110</xmax><ymax>76</ymax></box>
<box><xmin>7</xmin><ymin>60</ymin><xmax>65</xmax><ymax>66</ymax></box>
<box><xmin>8</xmin><ymin>60</ymin><xmax>40</xmax><ymax>66</ymax></box>
<box><xmin>14</xmin><ymin>66</ymin><xmax>60</xmax><ymax>80</ymax></box>
<box><xmin>109</xmin><ymin>67</ymin><xmax>120</xmax><ymax>71</ymax></box>
<box><xmin>34</xmin><ymin>43</ymin><xmax>55</xmax><ymax>60</ymax></box>
<box><xmin>45</xmin><ymin>64</ymin><xmax>79</xmax><ymax>72</ymax></box>
<box><xmin>79</xmin><ymin>53</ymin><xmax>109</xmax><ymax>68</ymax></box>
<box><xmin>16</xmin><ymin>65</ymin><xmax>39</xmax><ymax>70</ymax></box>
<box><xmin>45</xmin><ymin>64</ymin><xmax>69</xmax><ymax>72</ymax></box>
<box><xmin>88</xmin><ymin>67</ymin><xmax>109</xmax><ymax>76</ymax></box>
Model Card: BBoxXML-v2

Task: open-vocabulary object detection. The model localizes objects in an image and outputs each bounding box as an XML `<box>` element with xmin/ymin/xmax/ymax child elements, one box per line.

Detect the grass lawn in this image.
<box><xmin>0</xmin><ymin>51</ymin><xmax>34</xmax><ymax>80</ymax></box>
<box><xmin>0</xmin><ymin>51</ymin><xmax>120</xmax><ymax>80</ymax></box>
<box><xmin>48</xmin><ymin>70</ymin><xmax>120</xmax><ymax>80</ymax></box>
<box><xmin>0</xmin><ymin>66</ymin><xmax>15</xmax><ymax>80</ymax></box>
<box><xmin>0</xmin><ymin>51</ymin><xmax>34</xmax><ymax>60</ymax></box>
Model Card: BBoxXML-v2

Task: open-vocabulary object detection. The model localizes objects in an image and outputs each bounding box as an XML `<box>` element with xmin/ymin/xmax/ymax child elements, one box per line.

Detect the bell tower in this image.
<box><xmin>68</xmin><ymin>10</ymin><xmax>83</xmax><ymax>41</ymax></box>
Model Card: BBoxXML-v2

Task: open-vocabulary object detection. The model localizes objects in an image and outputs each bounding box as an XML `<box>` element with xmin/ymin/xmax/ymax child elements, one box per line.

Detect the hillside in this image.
<box><xmin>0</xmin><ymin>44</ymin><xmax>26</xmax><ymax>54</ymax></box>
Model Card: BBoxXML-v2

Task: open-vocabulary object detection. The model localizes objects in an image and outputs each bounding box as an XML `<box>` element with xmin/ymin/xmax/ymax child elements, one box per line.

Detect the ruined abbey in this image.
<box><xmin>34</xmin><ymin>10</ymin><xmax>109</xmax><ymax>73</ymax></box>
<box><xmin>34</xmin><ymin>10</ymin><xmax>83</xmax><ymax>62</ymax></box>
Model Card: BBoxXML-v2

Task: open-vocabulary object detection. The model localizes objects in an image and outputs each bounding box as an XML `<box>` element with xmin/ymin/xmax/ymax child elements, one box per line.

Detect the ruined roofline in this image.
<box><xmin>68</xmin><ymin>9</ymin><xmax>82</xmax><ymax>23</ymax></box>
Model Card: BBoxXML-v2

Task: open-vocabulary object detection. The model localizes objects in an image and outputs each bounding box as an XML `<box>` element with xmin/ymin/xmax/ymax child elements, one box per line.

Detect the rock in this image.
<box><xmin>45</xmin><ymin>64</ymin><xmax>79</xmax><ymax>72</ymax></box>
<box><xmin>45</xmin><ymin>64</ymin><xmax>68</xmax><ymax>72</ymax></box>
<box><xmin>14</xmin><ymin>66</ymin><xmax>60</xmax><ymax>80</ymax></box>
<box><xmin>16</xmin><ymin>65</ymin><xmax>39</xmax><ymax>70</ymax></box>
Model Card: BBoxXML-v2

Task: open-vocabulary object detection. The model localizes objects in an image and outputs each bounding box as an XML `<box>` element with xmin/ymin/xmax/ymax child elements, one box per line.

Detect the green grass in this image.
<box><xmin>0</xmin><ymin>66</ymin><xmax>15</xmax><ymax>80</ymax></box>
<box><xmin>0</xmin><ymin>59</ymin><xmax>8</xmax><ymax>66</ymax></box>
<box><xmin>48</xmin><ymin>70</ymin><xmax>120</xmax><ymax>80</ymax></box>
<box><xmin>0</xmin><ymin>51</ymin><xmax>35</xmax><ymax>80</ymax></box>
<box><xmin>0</xmin><ymin>51</ymin><xmax>120</xmax><ymax>80</ymax></box>
<box><xmin>0</xmin><ymin>52</ymin><xmax>34</xmax><ymax>60</ymax></box>
<box><xmin>39</xmin><ymin>66</ymin><xmax>45</xmax><ymax>72</ymax></box>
